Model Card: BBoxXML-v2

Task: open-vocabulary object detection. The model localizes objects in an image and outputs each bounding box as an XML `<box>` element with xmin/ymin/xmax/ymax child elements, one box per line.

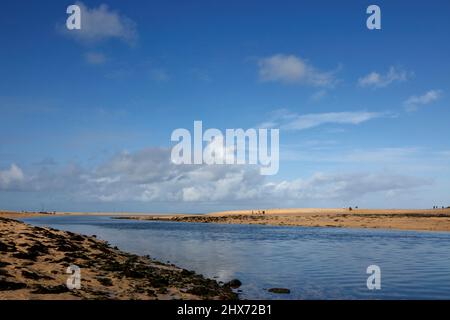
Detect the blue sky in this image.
<box><xmin>0</xmin><ymin>0</ymin><xmax>449</xmax><ymax>213</ymax></box>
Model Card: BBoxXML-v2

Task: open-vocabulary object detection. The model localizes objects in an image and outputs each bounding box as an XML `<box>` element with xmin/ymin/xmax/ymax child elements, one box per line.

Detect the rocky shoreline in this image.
<box><xmin>0</xmin><ymin>216</ymin><xmax>237</xmax><ymax>300</ymax></box>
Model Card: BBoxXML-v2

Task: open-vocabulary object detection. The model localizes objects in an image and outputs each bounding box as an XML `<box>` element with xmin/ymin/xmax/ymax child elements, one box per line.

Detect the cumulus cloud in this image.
<box><xmin>358</xmin><ymin>66</ymin><xmax>412</xmax><ymax>88</ymax></box>
<box><xmin>0</xmin><ymin>164</ymin><xmax>25</xmax><ymax>190</ymax></box>
<box><xmin>0</xmin><ymin>148</ymin><xmax>431</xmax><ymax>206</ymax></box>
<box><xmin>266</xmin><ymin>172</ymin><xmax>431</xmax><ymax>201</ymax></box>
<box><xmin>404</xmin><ymin>89</ymin><xmax>442</xmax><ymax>112</ymax></box>
<box><xmin>62</xmin><ymin>2</ymin><xmax>137</xmax><ymax>45</ymax></box>
<box><xmin>257</xmin><ymin>54</ymin><xmax>338</xmax><ymax>87</ymax></box>
<box><xmin>259</xmin><ymin>109</ymin><xmax>386</xmax><ymax>131</ymax></box>
<box><xmin>70</xmin><ymin>148</ymin><xmax>264</xmax><ymax>203</ymax></box>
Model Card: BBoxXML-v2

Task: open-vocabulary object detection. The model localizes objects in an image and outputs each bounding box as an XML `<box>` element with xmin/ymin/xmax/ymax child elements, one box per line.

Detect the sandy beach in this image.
<box><xmin>0</xmin><ymin>214</ymin><xmax>237</xmax><ymax>300</ymax></box>
<box><xmin>116</xmin><ymin>208</ymin><xmax>450</xmax><ymax>232</ymax></box>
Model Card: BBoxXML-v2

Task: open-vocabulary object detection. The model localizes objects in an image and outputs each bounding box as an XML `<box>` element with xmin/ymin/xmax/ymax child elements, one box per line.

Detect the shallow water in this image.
<box><xmin>21</xmin><ymin>215</ymin><xmax>450</xmax><ymax>299</ymax></box>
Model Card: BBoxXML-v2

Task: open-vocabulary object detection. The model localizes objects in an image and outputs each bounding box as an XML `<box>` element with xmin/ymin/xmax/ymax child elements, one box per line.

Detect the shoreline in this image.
<box><xmin>3</xmin><ymin>207</ymin><xmax>450</xmax><ymax>233</ymax></box>
<box><xmin>115</xmin><ymin>208</ymin><xmax>450</xmax><ymax>233</ymax></box>
<box><xmin>0</xmin><ymin>215</ymin><xmax>237</xmax><ymax>300</ymax></box>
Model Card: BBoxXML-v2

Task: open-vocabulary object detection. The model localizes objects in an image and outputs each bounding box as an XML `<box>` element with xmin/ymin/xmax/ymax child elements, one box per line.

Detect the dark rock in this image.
<box><xmin>21</xmin><ymin>270</ymin><xmax>40</xmax><ymax>280</ymax></box>
<box><xmin>0</xmin><ymin>241</ymin><xmax>15</xmax><ymax>252</ymax></box>
<box><xmin>0</xmin><ymin>241</ymin><xmax>9</xmax><ymax>252</ymax></box>
<box><xmin>70</xmin><ymin>251</ymin><xmax>89</xmax><ymax>260</ymax></box>
<box><xmin>12</xmin><ymin>241</ymin><xmax>49</xmax><ymax>261</ymax></box>
<box><xmin>28</xmin><ymin>242</ymin><xmax>49</xmax><ymax>255</ymax></box>
<box><xmin>148</xmin><ymin>277</ymin><xmax>169</xmax><ymax>288</ymax></box>
<box><xmin>186</xmin><ymin>286</ymin><xmax>215</xmax><ymax>297</ymax></box>
<box><xmin>55</xmin><ymin>255</ymin><xmax>76</xmax><ymax>264</ymax></box>
<box><xmin>123</xmin><ymin>268</ymin><xmax>145</xmax><ymax>279</ymax></box>
<box><xmin>67</xmin><ymin>232</ymin><xmax>85</xmax><ymax>242</ymax></box>
<box><xmin>0</xmin><ymin>278</ymin><xmax>27</xmax><ymax>291</ymax></box>
<box><xmin>32</xmin><ymin>284</ymin><xmax>70</xmax><ymax>294</ymax></box>
<box><xmin>21</xmin><ymin>270</ymin><xmax>53</xmax><ymax>281</ymax></box>
<box><xmin>0</xmin><ymin>261</ymin><xmax>11</xmax><ymax>268</ymax></box>
<box><xmin>102</xmin><ymin>261</ymin><xmax>123</xmax><ymax>272</ymax></box>
<box><xmin>39</xmin><ymin>230</ymin><xmax>62</xmax><ymax>240</ymax></box>
<box><xmin>146</xmin><ymin>289</ymin><xmax>157</xmax><ymax>297</ymax></box>
<box><xmin>157</xmin><ymin>287</ymin><xmax>168</xmax><ymax>294</ymax></box>
<box><xmin>180</xmin><ymin>269</ymin><xmax>195</xmax><ymax>276</ymax></box>
<box><xmin>225</xmin><ymin>279</ymin><xmax>242</xmax><ymax>289</ymax></box>
<box><xmin>268</xmin><ymin>287</ymin><xmax>290</xmax><ymax>294</ymax></box>
<box><xmin>96</xmin><ymin>277</ymin><xmax>113</xmax><ymax>286</ymax></box>
<box><xmin>56</xmin><ymin>241</ymin><xmax>80</xmax><ymax>252</ymax></box>
<box><xmin>0</xmin><ymin>269</ymin><xmax>11</xmax><ymax>277</ymax></box>
<box><xmin>13</xmin><ymin>251</ymin><xmax>39</xmax><ymax>261</ymax></box>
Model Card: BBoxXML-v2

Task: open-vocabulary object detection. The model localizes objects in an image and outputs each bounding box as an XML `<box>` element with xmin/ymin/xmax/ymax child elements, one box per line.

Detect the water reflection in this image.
<box><xmin>22</xmin><ymin>216</ymin><xmax>450</xmax><ymax>299</ymax></box>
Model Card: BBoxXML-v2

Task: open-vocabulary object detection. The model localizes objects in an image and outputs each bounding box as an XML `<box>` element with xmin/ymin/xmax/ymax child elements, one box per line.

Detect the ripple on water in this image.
<box><xmin>21</xmin><ymin>216</ymin><xmax>450</xmax><ymax>300</ymax></box>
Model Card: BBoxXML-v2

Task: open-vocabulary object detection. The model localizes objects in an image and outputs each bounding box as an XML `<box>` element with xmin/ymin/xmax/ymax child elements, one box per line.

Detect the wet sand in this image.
<box><xmin>0</xmin><ymin>215</ymin><xmax>237</xmax><ymax>300</ymax></box>
<box><xmin>117</xmin><ymin>208</ymin><xmax>450</xmax><ymax>232</ymax></box>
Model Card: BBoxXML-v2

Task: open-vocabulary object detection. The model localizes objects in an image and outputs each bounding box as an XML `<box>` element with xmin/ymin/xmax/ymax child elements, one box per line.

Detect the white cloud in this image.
<box><xmin>260</xmin><ymin>109</ymin><xmax>386</xmax><ymax>131</ymax></box>
<box><xmin>84</xmin><ymin>52</ymin><xmax>106</xmax><ymax>64</ymax></box>
<box><xmin>358</xmin><ymin>66</ymin><xmax>412</xmax><ymax>88</ymax></box>
<box><xmin>267</xmin><ymin>172</ymin><xmax>431</xmax><ymax>201</ymax></box>
<box><xmin>257</xmin><ymin>54</ymin><xmax>338</xmax><ymax>87</ymax></box>
<box><xmin>0</xmin><ymin>148</ymin><xmax>432</xmax><ymax>206</ymax></box>
<box><xmin>404</xmin><ymin>89</ymin><xmax>442</xmax><ymax>112</ymax></box>
<box><xmin>0</xmin><ymin>164</ymin><xmax>25</xmax><ymax>190</ymax></box>
<box><xmin>63</xmin><ymin>2</ymin><xmax>137</xmax><ymax>45</ymax></box>
<box><xmin>80</xmin><ymin>148</ymin><xmax>264</xmax><ymax>203</ymax></box>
